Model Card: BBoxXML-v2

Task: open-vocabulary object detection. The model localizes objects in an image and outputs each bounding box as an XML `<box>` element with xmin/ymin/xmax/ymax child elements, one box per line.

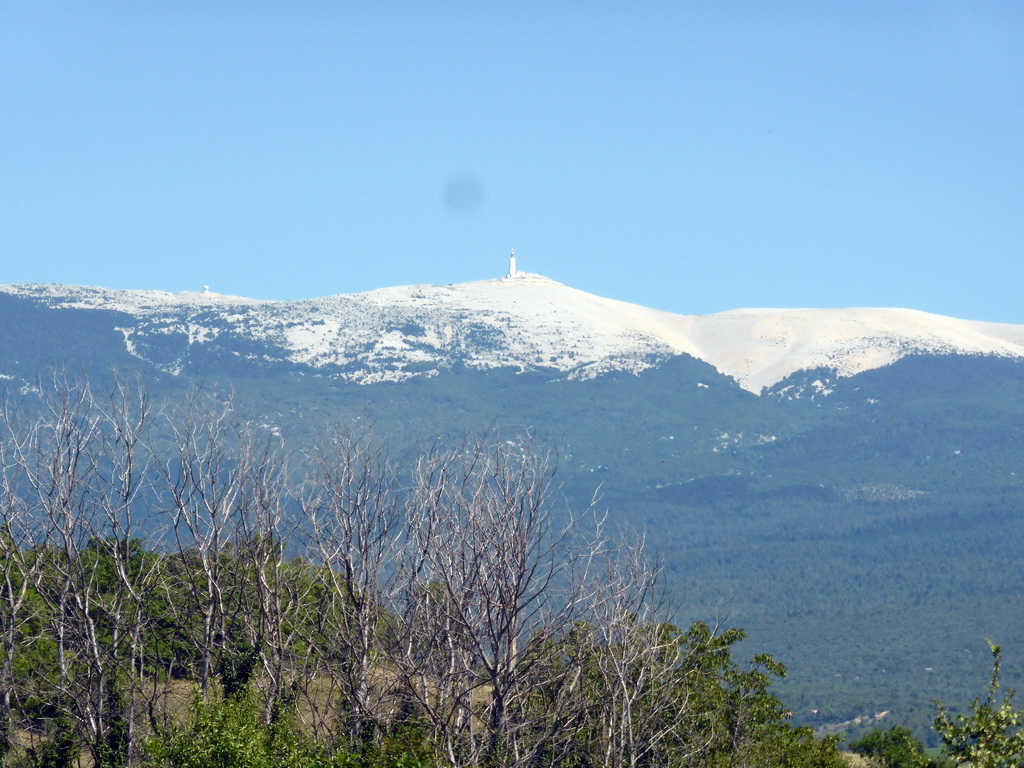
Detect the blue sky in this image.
<box><xmin>2</xmin><ymin>2</ymin><xmax>1022</xmax><ymax>321</ymax></box>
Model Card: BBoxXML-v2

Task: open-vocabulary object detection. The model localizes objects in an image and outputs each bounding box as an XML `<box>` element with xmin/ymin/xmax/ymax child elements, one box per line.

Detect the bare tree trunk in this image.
<box><xmin>161</xmin><ymin>389</ymin><xmax>244</xmax><ymax>703</ymax></box>
<box><xmin>392</xmin><ymin>435</ymin><xmax>603</xmax><ymax>768</ymax></box>
<box><xmin>0</xmin><ymin>400</ymin><xmax>47</xmax><ymax>761</ymax></box>
<box><xmin>22</xmin><ymin>375</ymin><xmax>105</xmax><ymax>760</ymax></box>
<box><xmin>583</xmin><ymin>539</ymin><xmax>687</xmax><ymax>768</ymax></box>
<box><xmin>88</xmin><ymin>377</ymin><xmax>162</xmax><ymax>767</ymax></box>
<box><xmin>303</xmin><ymin>427</ymin><xmax>401</xmax><ymax>747</ymax></box>
<box><xmin>232</xmin><ymin>425</ymin><xmax>307</xmax><ymax>724</ymax></box>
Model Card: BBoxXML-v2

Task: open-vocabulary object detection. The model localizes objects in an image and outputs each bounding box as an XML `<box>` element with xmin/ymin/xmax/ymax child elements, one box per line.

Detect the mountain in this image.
<box><xmin>2</xmin><ymin>273</ymin><xmax>1024</xmax><ymax>745</ymax></box>
<box><xmin>5</xmin><ymin>273</ymin><xmax>1024</xmax><ymax>392</ymax></box>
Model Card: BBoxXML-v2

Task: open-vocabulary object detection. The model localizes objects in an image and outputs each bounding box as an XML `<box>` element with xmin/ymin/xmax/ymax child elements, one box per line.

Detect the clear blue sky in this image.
<box><xmin>2</xmin><ymin>2</ymin><xmax>1022</xmax><ymax>321</ymax></box>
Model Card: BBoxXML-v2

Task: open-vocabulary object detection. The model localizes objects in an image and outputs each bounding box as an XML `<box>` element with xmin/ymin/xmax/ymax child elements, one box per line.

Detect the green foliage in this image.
<box><xmin>684</xmin><ymin>624</ymin><xmax>848</xmax><ymax>768</ymax></box>
<box><xmin>327</xmin><ymin>736</ymin><xmax>435</xmax><ymax>768</ymax></box>
<box><xmin>217</xmin><ymin>642</ymin><xmax>261</xmax><ymax>700</ymax></box>
<box><xmin>547</xmin><ymin>620</ymin><xmax>847</xmax><ymax>768</ymax></box>
<box><xmin>141</xmin><ymin>688</ymin><xmax>434</xmax><ymax>768</ymax></box>
<box><xmin>849</xmin><ymin>725</ymin><xmax>928</xmax><ymax>768</ymax></box>
<box><xmin>934</xmin><ymin>642</ymin><xmax>1024</xmax><ymax>768</ymax></box>
<box><xmin>764</xmin><ymin>727</ymin><xmax>847</xmax><ymax>768</ymax></box>
<box><xmin>28</xmin><ymin>709</ymin><xmax>78</xmax><ymax>768</ymax></box>
<box><xmin>143</xmin><ymin>688</ymin><xmax>309</xmax><ymax>768</ymax></box>
<box><xmin>97</xmin><ymin>677</ymin><xmax>129</xmax><ymax>768</ymax></box>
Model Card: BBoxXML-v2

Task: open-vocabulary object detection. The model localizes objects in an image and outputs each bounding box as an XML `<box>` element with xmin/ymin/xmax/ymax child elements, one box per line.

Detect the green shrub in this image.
<box><xmin>849</xmin><ymin>725</ymin><xmax>928</xmax><ymax>768</ymax></box>
<box><xmin>141</xmin><ymin>687</ymin><xmax>434</xmax><ymax>768</ymax></box>
<box><xmin>142</xmin><ymin>688</ymin><xmax>314</xmax><ymax>768</ymax></box>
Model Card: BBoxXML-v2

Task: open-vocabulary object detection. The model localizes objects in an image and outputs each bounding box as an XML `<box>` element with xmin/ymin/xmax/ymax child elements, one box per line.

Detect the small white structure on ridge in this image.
<box><xmin>507</xmin><ymin>249</ymin><xmax>517</xmax><ymax>278</ymax></box>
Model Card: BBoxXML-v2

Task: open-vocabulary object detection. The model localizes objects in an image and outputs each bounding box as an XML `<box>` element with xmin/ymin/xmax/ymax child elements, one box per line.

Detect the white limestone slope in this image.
<box><xmin>4</xmin><ymin>275</ymin><xmax>1024</xmax><ymax>393</ymax></box>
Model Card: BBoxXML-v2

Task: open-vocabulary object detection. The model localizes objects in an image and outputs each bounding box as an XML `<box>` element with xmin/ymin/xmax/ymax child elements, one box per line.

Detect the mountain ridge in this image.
<box><xmin>3</xmin><ymin>276</ymin><xmax>1024</xmax><ymax>392</ymax></box>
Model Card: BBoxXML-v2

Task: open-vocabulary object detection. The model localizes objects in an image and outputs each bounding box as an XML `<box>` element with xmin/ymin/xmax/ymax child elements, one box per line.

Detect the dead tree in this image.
<box><xmin>161</xmin><ymin>390</ymin><xmax>245</xmax><ymax>701</ymax></box>
<box><xmin>0</xmin><ymin>399</ymin><xmax>47</xmax><ymax>760</ymax></box>
<box><xmin>580</xmin><ymin>539</ymin><xmax>703</xmax><ymax>768</ymax></box>
<box><xmin>161</xmin><ymin>390</ymin><xmax>309</xmax><ymax>722</ymax></box>
<box><xmin>393</xmin><ymin>436</ymin><xmax>603</xmax><ymax>768</ymax></box>
<box><xmin>15</xmin><ymin>376</ymin><xmax>106</xmax><ymax>761</ymax></box>
<box><xmin>230</xmin><ymin>425</ymin><xmax>309</xmax><ymax>723</ymax></box>
<box><xmin>4</xmin><ymin>375</ymin><xmax>163</xmax><ymax>767</ymax></box>
<box><xmin>86</xmin><ymin>378</ymin><xmax>163</xmax><ymax>766</ymax></box>
<box><xmin>302</xmin><ymin>427</ymin><xmax>402</xmax><ymax>745</ymax></box>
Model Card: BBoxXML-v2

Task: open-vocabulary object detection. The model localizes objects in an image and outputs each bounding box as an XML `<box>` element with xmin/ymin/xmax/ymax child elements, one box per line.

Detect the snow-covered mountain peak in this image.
<box><xmin>689</xmin><ymin>307</ymin><xmax>1024</xmax><ymax>391</ymax></box>
<box><xmin>3</xmin><ymin>279</ymin><xmax>1024</xmax><ymax>393</ymax></box>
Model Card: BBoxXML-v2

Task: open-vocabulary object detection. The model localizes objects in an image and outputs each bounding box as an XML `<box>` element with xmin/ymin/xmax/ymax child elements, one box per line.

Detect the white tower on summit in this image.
<box><xmin>508</xmin><ymin>249</ymin><xmax>517</xmax><ymax>278</ymax></box>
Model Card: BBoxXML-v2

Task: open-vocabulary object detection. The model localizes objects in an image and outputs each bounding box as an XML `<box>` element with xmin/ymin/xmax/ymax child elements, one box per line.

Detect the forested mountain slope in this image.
<box><xmin>2</xmin><ymin>278</ymin><xmax>1023</xmax><ymax>744</ymax></box>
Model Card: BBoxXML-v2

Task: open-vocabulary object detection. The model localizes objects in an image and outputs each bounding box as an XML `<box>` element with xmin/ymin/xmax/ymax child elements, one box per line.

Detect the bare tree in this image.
<box><xmin>230</xmin><ymin>424</ymin><xmax>310</xmax><ymax>723</ymax></box>
<box><xmin>160</xmin><ymin>389</ymin><xmax>313</xmax><ymax>726</ymax></box>
<box><xmin>301</xmin><ymin>427</ymin><xmax>402</xmax><ymax>745</ymax></box>
<box><xmin>0</xmin><ymin>398</ymin><xmax>48</xmax><ymax>760</ymax></box>
<box><xmin>14</xmin><ymin>375</ymin><xmax>108</xmax><ymax>763</ymax></box>
<box><xmin>85</xmin><ymin>377</ymin><xmax>164</xmax><ymax>766</ymax></box>
<box><xmin>392</xmin><ymin>436</ymin><xmax>603</xmax><ymax>768</ymax></box>
<box><xmin>13</xmin><ymin>375</ymin><xmax>163</xmax><ymax>766</ymax></box>
<box><xmin>579</xmin><ymin>538</ymin><xmax>707</xmax><ymax>768</ymax></box>
<box><xmin>161</xmin><ymin>389</ymin><xmax>245</xmax><ymax>701</ymax></box>
<box><xmin>1</xmin><ymin>374</ymin><xmax>158</xmax><ymax>765</ymax></box>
